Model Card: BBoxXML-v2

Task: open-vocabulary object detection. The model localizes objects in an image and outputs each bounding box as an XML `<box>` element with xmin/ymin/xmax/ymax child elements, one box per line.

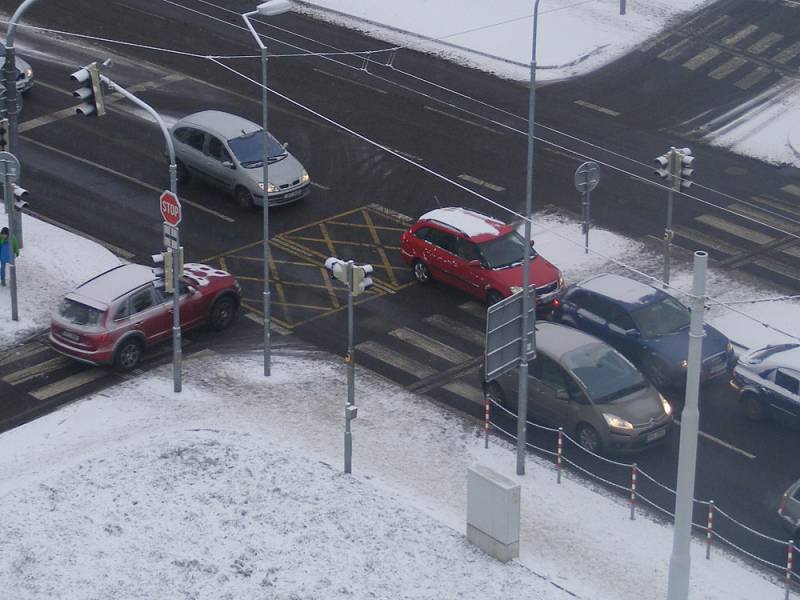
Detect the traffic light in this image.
<box><xmin>351</xmin><ymin>264</ymin><xmax>374</xmax><ymax>296</ymax></box>
<box><xmin>654</xmin><ymin>148</ymin><xmax>673</xmax><ymax>181</ymax></box>
<box><xmin>70</xmin><ymin>62</ymin><xmax>106</xmax><ymax>117</ymax></box>
<box><xmin>674</xmin><ymin>147</ymin><xmax>694</xmax><ymax>190</ymax></box>
<box><xmin>152</xmin><ymin>249</ymin><xmax>183</xmax><ymax>293</ymax></box>
<box><xmin>325</xmin><ymin>257</ymin><xmax>349</xmax><ymax>285</ymax></box>
<box><xmin>0</xmin><ymin>118</ymin><xmax>8</xmax><ymax>152</ymax></box>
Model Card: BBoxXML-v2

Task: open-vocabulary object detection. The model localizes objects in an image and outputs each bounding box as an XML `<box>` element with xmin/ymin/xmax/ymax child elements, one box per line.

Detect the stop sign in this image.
<box><xmin>160</xmin><ymin>191</ymin><xmax>182</xmax><ymax>226</ymax></box>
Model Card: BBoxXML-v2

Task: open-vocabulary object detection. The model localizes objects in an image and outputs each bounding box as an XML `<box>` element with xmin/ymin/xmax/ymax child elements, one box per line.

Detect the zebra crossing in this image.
<box><xmin>355</xmin><ymin>301</ymin><xmax>487</xmax><ymax>407</ymax></box>
<box><xmin>644</xmin><ymin>13</ymin><xmax>800</xmax><ymax>91</ymax></box>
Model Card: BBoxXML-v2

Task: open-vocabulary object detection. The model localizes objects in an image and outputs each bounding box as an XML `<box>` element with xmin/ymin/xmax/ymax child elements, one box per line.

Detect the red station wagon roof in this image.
<box><xmin>74</xmin><ymin>264</ymin><xmax>157</xmax><ymax>305</ymax></box>
<box><xmin>418</xmin><ymin>207</ymin><xmax>514</xmax><ymax>243</ymax></box>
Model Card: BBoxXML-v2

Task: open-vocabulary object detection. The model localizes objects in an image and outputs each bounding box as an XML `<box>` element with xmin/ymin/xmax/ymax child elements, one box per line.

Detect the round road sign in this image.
<box><xmin>574</xmin><ymin>161</ymin><xmax>600</xmax><ymax>193</ymax></box>
<box><xmin>160</xmin><ymin>190</ymin><xmax>182</xmax><ymax>226</ymax></box>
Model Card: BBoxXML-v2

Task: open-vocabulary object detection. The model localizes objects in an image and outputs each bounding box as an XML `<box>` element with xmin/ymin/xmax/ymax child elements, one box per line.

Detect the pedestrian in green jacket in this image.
<box><xmin>0</xmin><ymin>226</ymin><xmax>20</xmax><ymax>287</ymax></box>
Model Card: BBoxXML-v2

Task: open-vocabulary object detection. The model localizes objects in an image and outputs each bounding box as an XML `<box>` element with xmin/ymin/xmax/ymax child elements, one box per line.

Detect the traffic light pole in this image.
<box><xmin>345</xmin><ymin>260</ymin><xmax>354</xmax><ymax>474</ymax></box>
<box><xmin>2</xmin><ymin>159</ymin><xmax>18</xmax><ymax>321</ymax></box>
<box><xmin>664</xmin><ymin>155</ymin><xmax>675</xmax><ymax>288</ymax></box>
<box><xmin>101</xmin><ymin>74</ymin><xmax>182</xmax><ymax>392</ymax></box>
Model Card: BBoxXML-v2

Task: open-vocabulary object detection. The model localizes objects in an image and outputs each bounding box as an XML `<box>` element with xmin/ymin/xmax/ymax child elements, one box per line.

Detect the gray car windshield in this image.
<box><xmin>631</xmin><ymin>296</ymin><xmax>690</xmax><ymax>337</ymax></box>
<box><xmin>563</xmin><ymin>343</ymin><xmax>646</xmax><ymax>403</ymax></box>
<box><xmin>477</xmin><ymin>231</ymin><xmax>537</xmax><ymax>269</ymax></box>
<box><xmin>228</xmin><ymin>131</ymin><xmax>286</xmax><ymax>167</ymax></box>
<box><xmin>59</xmin><ymin>298</ymin><xmax>105</xmax><ymax>328</ymax></box>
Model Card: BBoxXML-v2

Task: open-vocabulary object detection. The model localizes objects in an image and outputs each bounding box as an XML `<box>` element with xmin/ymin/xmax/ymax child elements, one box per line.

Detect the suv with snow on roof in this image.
<box><xmin>50</xmin><ymin>262</ymin><xmax>241</xmax><ymax>371</ymax></box>
<box><xmin>399</xmin><ymin>207</ymin><xmax>564</xmax><ymax>309</ymax></box>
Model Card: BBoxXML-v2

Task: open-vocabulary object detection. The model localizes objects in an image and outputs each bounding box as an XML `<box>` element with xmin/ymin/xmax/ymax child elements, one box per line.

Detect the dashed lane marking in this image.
<box><xmin>21</xmin><ymin>137</ymin><xmax>235</xmax><ymax>224</ymax></box>
<box><xmin>423</xmin><ymin>105</ymin><xmax>505</xmax><ymax>135</ymax></box>
<box><xmin>424</xmin><ymin>314</ymin><xmax>484</xmax><ymax>347</ymax></box>
<box><xmin>573</xmin><ymin>100</ymin><xmax>621</xmax><ymax>117</ymax></box>
<box><xmin>312</xmin><ymin>68</ymin><xmax>388</xmax><ymax>95</ymax></box>
<box><xmin>674</xmin><ymin>418</ymin><xmax>756</xmax><ymax>460</ymax></box>
<box><xmin>389</xmin><ymin>328</ymin><xmax>472</xmax><ymax>364</ymax></box>
<box><xmin>355</xmin><ymin>341</ymin><xmax>437</xmax><ymax>378</ymax></box>
<box><xmin>29</xmin><ymin>369</ymin><xmax>108</xmax><ymax>401</ymax></box>
<box><xmin>458</xmin><ymin>174</ymin><xmax>505</xmax><ymax>192</ymax></box>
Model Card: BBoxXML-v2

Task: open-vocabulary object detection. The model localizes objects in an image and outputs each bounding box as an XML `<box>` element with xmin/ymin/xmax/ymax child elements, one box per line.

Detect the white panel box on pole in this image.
<box><xmin>466</xmin><ymin>464</ymin><xmax>520</xmax><ymax>562</ymax></box>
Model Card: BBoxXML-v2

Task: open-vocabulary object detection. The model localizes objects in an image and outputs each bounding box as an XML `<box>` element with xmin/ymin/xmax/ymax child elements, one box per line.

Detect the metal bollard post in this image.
<box><xmin>786</xmin><ymin>540</ymin><xmax>794</xmax><ymax>600</ymax></box>
<box><xmin>706</xmin><ymin>500</ymin><xmax>715</xmax><ymax>560</ymax></box>
<box><xmin>556</xmin><ymin>427</ymin><xmax>563</xmax><ymax>484</ymax></box>
<box><xmin>484</xmin><ymin>392</ymin><xmax>490</xmax><ymax>449</ymax></box>
<box><xmin>630</xmin><ymin>463</ymin><xmax>637</xmax><ymax>520</ymax></box>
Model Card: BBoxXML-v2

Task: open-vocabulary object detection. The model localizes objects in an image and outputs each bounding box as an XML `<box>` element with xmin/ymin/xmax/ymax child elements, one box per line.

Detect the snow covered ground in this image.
<box><xmin>298</xmin><ymin>0</ymin><xmax>800</xmax><ymax>167</ymax></box>
<box><xmin>2</xmin><ymin>206</ymin><xmax>799</xmax><ymax>599</ymax></box>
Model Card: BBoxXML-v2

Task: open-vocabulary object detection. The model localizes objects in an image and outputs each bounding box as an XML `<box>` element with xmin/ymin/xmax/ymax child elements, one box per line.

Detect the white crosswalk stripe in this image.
<box><xmin>772</xmin><ymin>40</ymin><xmax>800</xmax><ymax>64</ymax></box>
<box><xmin>734</xmin><ymin>66</ymin><xmax>773</xmax><ymax>89</ymax></box>
<box><xmin>389</xmin><ymin>328</ymin><xmax>471</xmax><ymax>364</ymax></box>
<box><xmin>458</xmin><ymin>302</ymin><xmax>487</xmax><ymax>321</ymax></box>
<box><xmin>747</xmin><ymin>32</ymin><xmax>784</xmax><ymax>55</ymax></box>
<box><xmin>683</xmin><ymin>47</ymin><xmax>721</xmax><ymax>70</ymax></box>
<box><xmin>443</xmin><ymin>381</ymin><xmax>485</xmax><ymax>405</ymax></box>
<box><xmin>0</xmin><ymin>341</ymin><xmax>49</xmax><ymax>367</ymax></box>
<box><xmin>30</xmin><ymin>370</ymin><xmax>108</xmax><ymax>401</ymax></box>
<box><xmin>709</xmin><ymin>56</ymin><xmax>748</xmax><ymax>80</ymax></box>
<box><xmin>2</xmin><ymin>356</ymin><xmax>73</xmax><ymax>385</ymax></box>
<box><xmin>356</xmin><ymin>341</ymin><xmax>437</xmax><ymax>378</ymax></box>
<box><xmin>722</xmin><ymin>25</ymin><xmax>759</xmax><ymax>46</ymax></box>
<box><xmin>423</xmin><ymin>314</ymin><xmax>484</xmax><ymax>347</ymax></box>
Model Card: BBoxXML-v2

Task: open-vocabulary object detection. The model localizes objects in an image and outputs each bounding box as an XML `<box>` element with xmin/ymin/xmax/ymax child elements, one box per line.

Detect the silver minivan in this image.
<box><xmin>170</xmin><ymin>110</ymin><xmax>310</xmax><ymax>209</ymax></box>
<box><xmin>484</xmin><ymin>322</ymin><xmax>673</xmax><ymax>454</ymax></box>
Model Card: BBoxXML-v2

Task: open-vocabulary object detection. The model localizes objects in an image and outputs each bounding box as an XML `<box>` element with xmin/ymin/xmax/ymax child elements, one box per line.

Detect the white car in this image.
<box><xmin>0</xmin><ymin>55</ymin><xmax>34</xmax><ymax>94</ymax></box>
<box><xmin>170</xmin><ymin>110</ymin><xmax>311</xmax><ymax>209</ymax></box>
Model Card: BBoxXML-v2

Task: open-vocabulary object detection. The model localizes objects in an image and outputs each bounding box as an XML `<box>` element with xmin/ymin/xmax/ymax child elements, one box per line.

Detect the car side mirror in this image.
<box><xmin>282</xmin><ymin>142</ymin><xmax>289</xmax><ymax>149</ymax></box>
<box><xmin>222</xmin><ymin>161</ymin><xmax>235</xmax><ymax>169</ymax></box>
<box><xmin>556</xmin><ymin>389</ymin><xmax>569</xmax><ymax>401</ymax></box>
<box><xmin>467</xmin><ymin>259</ymin><xmax>481</xmax><ymax>268</ymax></box>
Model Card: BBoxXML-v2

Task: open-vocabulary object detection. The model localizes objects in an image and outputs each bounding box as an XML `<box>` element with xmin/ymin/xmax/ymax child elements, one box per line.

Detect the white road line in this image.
<box><xmin>30</xmin><ymin>369</ymin><xmax>108</xmax><ymax>401</ymax></box>
<box><xmin>734</xmin><ymin>66</ymin><xmax>773</xmax><ymax>90</ymax></box>
<box><xmin>0</xmin><ymin>341</ymin><xmax>49</xmax><ymax>368</ymax></box>
<box><xmin>443</xmin><ymin>381</ymin><xmax>485</xmax><ymax>405</ymax></box>
<box><xmin>772</xmin><ymin>41</ymin><xmax>800</xmax><ymax>64</ymax></box>
<box><xmin>694</xmin><ymin>14</ymin><xmax>734</xmax><ymax>36</ymax></box>
<box><xmin>388</xmin><ymin>148</ymin><xmax>424</xmax><ymax>163</ymax></box>
<box><xmin>21</xmin><ymin>137</ymin><xmax>235</xmax><ymax>223</ymax></box>
<box><xmin>423</xmin><ymin>314</ymin><xmax>485</xmax><ymax>347</ymax></box>
<box><xmin>3</xmin><ymin>355</ymin><xmax>73</xmax><ymax>385</ymax></box>
<box><xmin>722</xmin><ymin>25</ymin><xmax>759</xmax><ymax>46</ymax></box>
<box><xmin>389</xmin><ymin>328</ymin><xmax>472</xmax><ymax>364</ymax></box>
<box><xmin>695</xmin><ymin>214</ymin><xmax>774</xmax><ymax>245</ymax></box>
<box><xmin>244</xmin><ymin>311</ymin><xmax>292</xmax><ymax>335</ymax></box>
<box><xmin>458</xmin><ymin>302</ymin><xmax>487</xmax><ymax>321</ymax></box>
<box><xmin>458</xmin><ymin>174</ymin><xmax>505</xmax><ymax>192</ymax></box>
<box><xmin>674</xmin><ymin>418</ymin><xmax>756</xmax><ymax>459</ymax></box>
<box><xmin>638</xmin><ymin>31</ymin><xmax>672</xmax><ymax>53</ymax></box>
<box><xmin>709</xmin><ymin>56</ymin><xmax>748</xmax><ymax>80</ymax></box>
<box><xmin>658</xmin><ymin>38</ymin><xmax>694</xmax><ymax>61</ymax></box>
<box><xmin>682</xmin><ymin>47</ymin><xmax>721</xmax><ymax>71</ymax></box>
<box><xmin>573</xmin><ymin>100</ymin><xmax>621</xmax><ymax>117</ymax></box>
<box><xmin>355</xmin><ymin>341</ymin><xmax>436</xmax><ymax>378</ymax></box>
<box><xmin>311</xmin><ymin>181</ymin><xmax>330</xmax><ymax>191</ymax></box>
<box><xmin>312</xmin><ymin>68</ymin><xmax>388</xmax><ymax>94</ymax></box>
<box><xmin>782</xmin><ymin>184</ymin><xmax>800</xmax><ymax>198</ymax></box>
<box><xmin>423</xmin><ymin>105</ymin><xmax>504</xmax><ymax>135</ymax></box>
<box><xmin>746</xmin><ymin>32</ymin><xmax>784</xmax><ymax>55</ymax></box>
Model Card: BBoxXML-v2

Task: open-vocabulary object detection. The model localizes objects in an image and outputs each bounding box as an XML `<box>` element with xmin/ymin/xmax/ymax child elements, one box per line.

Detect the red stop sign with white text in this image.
<box><xmin>160</xmin><ymin>191</ymin><xmax>182</xmax><ymax>226</ymax></box>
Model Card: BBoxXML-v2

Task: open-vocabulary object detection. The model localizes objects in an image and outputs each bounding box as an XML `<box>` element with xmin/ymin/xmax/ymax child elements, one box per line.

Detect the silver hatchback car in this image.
<box><xmin>170</xmin><ymin>110</ymin><xmax>310</xmax><ymax>209</ymax></box>
<box><xmin>484</xmin><ymin>322</ymin><xmax>673</xmax><ymax>454</ymax></box>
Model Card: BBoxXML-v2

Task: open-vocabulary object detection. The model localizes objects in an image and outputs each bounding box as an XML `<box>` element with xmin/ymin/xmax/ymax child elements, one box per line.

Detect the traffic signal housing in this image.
<box><xmin>71</xmin><ymin>62</ymin><xmax>106</xmax><ymax>117</ymax></box>
<box><xmin>654</xmin><ymin>149</ymin><xmax>673</xmax><ymax>181</ymax></box>
<box><xmin>351</xmin><ymin>264</ymin><xmax>374</xmax><ymax>296</ymax></box>
<box><xmin>675</xmin><ymin>147</ymin><xmax>694</xmax><ymax>190</ymax></box>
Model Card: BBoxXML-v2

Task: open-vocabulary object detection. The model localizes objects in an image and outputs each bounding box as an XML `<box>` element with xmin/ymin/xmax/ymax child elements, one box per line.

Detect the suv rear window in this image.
<box><xmin>59</xmin><ymin>298</ymin><xmax>105</xmax><ymax>328</ymax></box>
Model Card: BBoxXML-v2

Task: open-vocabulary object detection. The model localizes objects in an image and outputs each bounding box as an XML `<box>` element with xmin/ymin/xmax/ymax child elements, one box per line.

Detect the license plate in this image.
<box><xmin>285</xmin><ymin>188</ymin><xmax>302</xmax><ymax>199</ymax></box>
<box><xmin>646</xmin><ymin>428</ymin><xmax>666</xmax><ymax>443</ymax></box>
<box><xmin>61</xmin><ymin>330</ymin><xmax>79</xmax><ymax>342</ymax></box>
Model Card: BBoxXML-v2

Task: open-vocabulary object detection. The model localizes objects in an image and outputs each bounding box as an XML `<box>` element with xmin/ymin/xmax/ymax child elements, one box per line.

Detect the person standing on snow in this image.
<box><xmin>0</xmin><ymin>226</ymin><xmax>20</xmax><ymax>287</ymax></box>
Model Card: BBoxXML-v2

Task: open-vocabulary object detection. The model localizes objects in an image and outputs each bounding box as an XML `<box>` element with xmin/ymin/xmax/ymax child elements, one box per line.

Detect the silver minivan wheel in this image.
<box><xmin>236</xmin><ymin>186</ymin><xmax>255</xmax><ymax>210</ymax></box>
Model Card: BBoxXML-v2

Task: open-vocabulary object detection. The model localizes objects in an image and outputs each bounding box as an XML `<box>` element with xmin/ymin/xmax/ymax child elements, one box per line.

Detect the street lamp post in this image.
<box><xmin>516</xmin><ymin>0</ymin><xmax>542</xmax><ymax>476</ymax></box>
<box><xmin>242</xmin><ymin>0</ymin><xmax>292</xmax><ymax>377</ymax></box>
<box><xmin>3</xmin><ymin>0</ymin><xmax>39</xmax><ymax>153</ymax></box>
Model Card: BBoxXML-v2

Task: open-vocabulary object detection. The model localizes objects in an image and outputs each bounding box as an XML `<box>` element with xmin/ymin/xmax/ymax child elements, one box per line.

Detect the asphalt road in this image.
<box><xmin>1</xmin><ymin>0</ymin><xmax>800</xmax><ymax>576</ymax></box>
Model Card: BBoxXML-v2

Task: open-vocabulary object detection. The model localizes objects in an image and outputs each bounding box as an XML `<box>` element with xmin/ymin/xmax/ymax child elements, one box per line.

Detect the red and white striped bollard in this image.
<box><xmin>629</xmin><ymin>463</ymin><xmax>637</xmax><ymax>520</ymax></box>
<box><xmin>706</xmin><ymin>500</ymin><xmax>715</xmax><ymax>560</ymax></box>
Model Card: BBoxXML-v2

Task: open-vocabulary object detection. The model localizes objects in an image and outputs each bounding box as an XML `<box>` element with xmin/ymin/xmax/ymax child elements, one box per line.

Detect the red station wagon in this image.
<box><xmin>50</xmin><ymin>262</ymin><xmax>241</xmax><ymax>371</ymax></box>
<box><xmin>400</xmin><ymin>207</ymin><xmax>564</xmax><ymax>308</ymax></box>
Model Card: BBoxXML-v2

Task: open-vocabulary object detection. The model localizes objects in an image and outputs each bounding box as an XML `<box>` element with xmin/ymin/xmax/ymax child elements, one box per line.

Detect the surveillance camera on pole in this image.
<box><xmin>71</xmin><ymin>62</ymin><xmax>106</xmax><ymax>117</ymax></box>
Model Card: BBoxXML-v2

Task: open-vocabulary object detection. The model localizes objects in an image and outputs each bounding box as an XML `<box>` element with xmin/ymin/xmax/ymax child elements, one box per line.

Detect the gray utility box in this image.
<box><xmin>466</xmin><ymin>464</ymin><xmax>520</xmax><ymax>562</ymax></box>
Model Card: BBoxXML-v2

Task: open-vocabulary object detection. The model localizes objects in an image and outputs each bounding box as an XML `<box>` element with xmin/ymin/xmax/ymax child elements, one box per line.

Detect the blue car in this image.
<box><xmin>731</xmin><ymin>344</ymin><xmax>800</xmax><ymax>422</ymax></box>
<box><xmin>554</xmin><ymin>274</ymin><xmax>735</xmax><ymax>389</ymax></box>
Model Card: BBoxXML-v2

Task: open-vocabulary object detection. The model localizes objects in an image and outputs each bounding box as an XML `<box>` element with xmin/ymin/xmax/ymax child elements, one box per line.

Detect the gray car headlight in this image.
<box><xmin>603</xmin><ymin>413</ymin><xmax>634</xmax><ymax>430</ymax></box>
<box><xmin>660</xmin><ymin>394</ymin><xmax>672</xmax><ymax>416</ymax></box>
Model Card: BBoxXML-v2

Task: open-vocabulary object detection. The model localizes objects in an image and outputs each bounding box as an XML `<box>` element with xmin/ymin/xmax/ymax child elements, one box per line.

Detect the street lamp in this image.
<box><xmin>242</xmin><ymin>0</ymin><xmax>293</xmax><ymax>377</ymax></box>
<box><xmin>2</xmin><ymin>0</ymin><xmax>39</xmax><ymax>154</ymax></box>
<box><xmin>515</xmin><ymin>0</ymin><xmax>542</xmax><ymax>476</ymax></box>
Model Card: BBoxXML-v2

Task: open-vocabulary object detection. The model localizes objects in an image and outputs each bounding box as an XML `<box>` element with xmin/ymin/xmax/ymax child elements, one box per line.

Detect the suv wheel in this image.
<box><xmin>236</xmin><ymin>186</ymin><xmax>255</xmax><ymax>210</ymax></box>
<box><xmin>413</xmin><ymin>260</ymin><xmax>431</xmax><ymax>284</ymax></box>
<box><xmin>114</xmin><ymin>338</ymin><xmax>143</xmax><ymax>372</ymax></box>
<box><xmin>209</xmin><ymin>296</ymin><xmax>238</xmax><ymax>331</ymax></box>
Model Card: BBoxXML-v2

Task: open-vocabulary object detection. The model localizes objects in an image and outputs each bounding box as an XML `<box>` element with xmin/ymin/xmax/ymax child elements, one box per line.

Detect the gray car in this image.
<box><xmin>484</xmin><ymin>322</ymin><xmax>673</xmax><ymax>454</ymax></box>
<box><xmin>779</xmin><ymin>478</ymin><xmax>800</xmax><ymax>537</ymax></box>
<box><xmin>0</xmin><ymin>55</ymin><xmax>34</xmax><ymax>94</ymax></box>
<box><xmin>170</xmin><ymin>110</ymin><xmax>310</xmax><ymax>209</ymax></box>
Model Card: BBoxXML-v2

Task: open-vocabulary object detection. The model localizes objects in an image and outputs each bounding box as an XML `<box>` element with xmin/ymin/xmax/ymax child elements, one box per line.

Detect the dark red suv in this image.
<box><xmin>50</xmin><ymin>262</ymin><xmax>241</xmax><ymax>371</ymax></box>
<box><xmin>400</xmin><ymin>207</ymin><xmax>564</xmax><ymax>307</ymax></box>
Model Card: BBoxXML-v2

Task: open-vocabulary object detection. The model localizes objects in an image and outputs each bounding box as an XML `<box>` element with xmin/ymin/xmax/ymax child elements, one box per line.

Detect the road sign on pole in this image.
<box><xmin>575</xmin><ymin>161</ymin><xmax>600</xmax><ymax>255</ymax></box>
<box><xmin>159</xmin><ymin>190</ymin><xmax>181</xmax><ymax>226</ymax></box>
<box><xmin>163</xmin><ymin>222</ymin><xmax>178</xmax><ymax>250</ymax></box>
<box><xmin>484</xmin><ymin>288</ymin><xmax>537</xmax><ymax>383</ymax></box>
